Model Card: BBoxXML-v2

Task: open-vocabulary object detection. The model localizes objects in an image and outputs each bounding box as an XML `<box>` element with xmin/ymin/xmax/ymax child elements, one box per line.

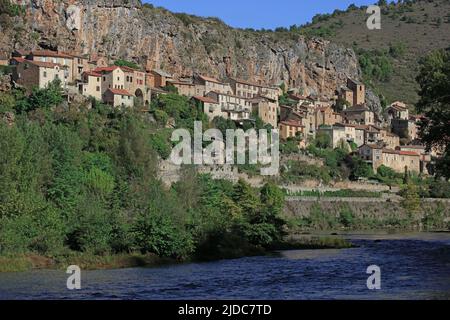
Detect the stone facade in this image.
<box><xmin>12</xmin><ymin>58</ymin><xmax>66</xmax><ymax>91</ymax></box>
<box><xmin>103</xmin><ymin>88</ymin><xmax>134</xmax><ymax>108</ymax></box>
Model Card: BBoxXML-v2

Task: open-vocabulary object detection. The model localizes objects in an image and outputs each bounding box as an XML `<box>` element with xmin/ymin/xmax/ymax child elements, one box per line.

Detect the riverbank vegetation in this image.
<box><xmin>285</xmin><ymin>202</ymin><xmax>449</xmax><ymax>233</ymax></box>
<box><xmin>0</xmin><ymin>83</ymin><xmax>289</xmax><ymax>272</ymax></box>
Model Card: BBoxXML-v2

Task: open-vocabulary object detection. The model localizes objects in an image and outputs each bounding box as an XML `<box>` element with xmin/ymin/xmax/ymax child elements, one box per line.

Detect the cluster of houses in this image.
<box><xmin>280</xmin><ymin>79</ymin><xmax>434</xmax><ymax>175</ymax></box>
<box><xmin>1</xmin><ymin>49</ymin><xmax>437</xmax><ymax>176</ymax></box>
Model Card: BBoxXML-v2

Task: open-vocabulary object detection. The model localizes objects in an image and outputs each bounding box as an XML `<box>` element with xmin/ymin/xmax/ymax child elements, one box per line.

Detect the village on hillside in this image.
<box><xmin>0</xmin><ymin>48</ymin><xmax>440</xmax><ymax>176</ymax></box>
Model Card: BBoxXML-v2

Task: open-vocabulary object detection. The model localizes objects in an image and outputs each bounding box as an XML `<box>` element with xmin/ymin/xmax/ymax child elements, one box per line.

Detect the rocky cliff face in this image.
<box><xmin>2</xmin><ymin>0</ymin><xmax>379</xmax><ymax>107</ymax></box>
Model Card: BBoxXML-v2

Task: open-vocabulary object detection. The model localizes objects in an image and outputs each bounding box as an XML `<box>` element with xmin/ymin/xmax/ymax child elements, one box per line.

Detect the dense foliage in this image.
<box><xmin>0</xmin><ymin>85</ymin><xmax>286</xmax><ymax>261</ymax></box>
<box><xmin>416</xmin><ymin>49</ymin><xmax>450</xmax><ymax>179</ymax></box>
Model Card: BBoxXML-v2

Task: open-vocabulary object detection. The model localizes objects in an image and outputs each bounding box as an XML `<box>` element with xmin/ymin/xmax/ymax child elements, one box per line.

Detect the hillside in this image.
<box><xmin>294</xmin><ymin>0</ymin><xmax>450</xmax><ymax>107</ymax></box>
<box><xmin>1</xmin><ymin>0</ymin><xmax>366</xmax><ymax>106</ymax></box>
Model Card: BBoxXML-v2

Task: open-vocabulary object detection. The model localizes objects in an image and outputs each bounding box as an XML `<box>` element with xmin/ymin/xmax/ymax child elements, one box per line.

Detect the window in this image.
<box><xmin>96</xmin><ymin>86</ymin><xmax>100</xmax><ymax>92</ymax></box>
<box><xmin>43</xmin><ymin>71</ymin><xmax>47</xmax><ymax>78</ymax></box>
<box><xmin>97</xmin><ymin>77</ymin><xmax>100</xmax><ymax>82</ymax></box>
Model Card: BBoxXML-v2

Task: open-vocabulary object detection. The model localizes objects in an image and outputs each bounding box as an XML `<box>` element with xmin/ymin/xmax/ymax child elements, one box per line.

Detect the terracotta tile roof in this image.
<box><xmin>92</xmin><ymin>66</ymin><xmax>120</xmax><ymax>73</ymax></box>
<box><xmin>192</xmin><ymin>95</ymin><xmax>219</xmax><ymax>104</ymax></box>
<box><xmin>31</xmin><ymin>50</ymin><xmax>74</xmax><ymax>59</ymax></box>
<box><xmin>198</xmin><ymin>75</ymin><xmax>222</xmax><ymax>84</ymax></box>
<box><xmin>389</xmin><ymin>101</ymin><xmax>408</xmax><ymax>111</ymax></box>
<box><xmin>83</xmin><ymin>71</ymin><xmax>102</xmax><ymax>77</ymax></box>
<box><xmin>16</xmin><ymin>58</ymin><xmax>61</xmax><ymax>68</ymax></box>
<box><xmin>383</xmin><ymin>149</ymin><xmax>420</xmax><ymax>156</ymax></box>
<box><xmin>107</xmin><ymin>88</ymin><xmax>133</xmax><ymax>96</ymax></box>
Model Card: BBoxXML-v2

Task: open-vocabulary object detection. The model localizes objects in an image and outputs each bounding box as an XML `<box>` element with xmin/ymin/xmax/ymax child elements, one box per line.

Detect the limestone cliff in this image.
<box><xmin>2</xmin><ymin>0</ymin><xmax>378</xmax><ymax>107</ymax></box>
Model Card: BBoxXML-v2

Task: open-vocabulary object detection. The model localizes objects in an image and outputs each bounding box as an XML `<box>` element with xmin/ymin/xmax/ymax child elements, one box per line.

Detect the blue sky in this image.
<box><xmin>144</xmin><ymin>0</ymin><xmax>378</xmax><ymax>30</ymax></box>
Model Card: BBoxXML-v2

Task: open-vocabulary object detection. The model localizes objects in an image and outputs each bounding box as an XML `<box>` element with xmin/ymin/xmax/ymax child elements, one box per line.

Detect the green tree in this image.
<box><xmin>114</xmin><ymin>59</ymin><xmax>140</xmax><ymax>70</ymax></box>
<box><xmin>400</xmin><ymin>183</ymin><xmax>421</xmax><ymax>213</ymax></box>
<box><xmin>20</xmin><ymin>79</ymin><xmax>63</xmax><ymax>113</ymax></box>
<box><xmin>416</xmin><ymin>49</ymin><xmax>450</xmax><ymax>178</ymax></box>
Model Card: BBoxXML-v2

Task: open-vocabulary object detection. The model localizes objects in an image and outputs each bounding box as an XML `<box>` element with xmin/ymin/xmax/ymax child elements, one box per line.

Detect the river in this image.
<box><xmin>0</xmin><ymin>232</ymin><xmax>449</xmax><ymax>300</ymax></box>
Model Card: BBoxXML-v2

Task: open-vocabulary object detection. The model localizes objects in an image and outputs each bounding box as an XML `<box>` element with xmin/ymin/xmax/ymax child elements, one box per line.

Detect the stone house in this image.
<box><xmin>381</xmin><ymin>149</ymin><xmax>420</xmax><ymax>174</ymax></box>
<box><xmin>103</xmin><ymin>88</ymin><xmax>134</xmax><ymax>108</ymax></box>
<box><xmin>342</xmin><ymin>106</ymin><xmax>375</xmax><ymax>125</ymax></box>
<box><xmin>279</xmin><ymin>119</ymin><xmax>305</xmax><ymax>141</ymax></box>
<box><xmin>295</xmin><ymin>104</ymin><xmax>317</xmax><ymax>138</ymax></box>
<box><xmin>29</xmin><ymin>50</ymin><xmax>76</xmax><ymax>84</ymax></box>
<box><xmin>194</xmin><ymin>75</ymin><xmax>233</xmax><ymax>96</ymax></box>
<box><xmin>339</xmin><ymin>86</ymin><xmax>354</xmax><ymax>106</ymax></box>
<box><xmin>89</xmin><ymin>65</ymin><xmax>149</xmax><ymax>106</ymax></box>
<box><xmin>391</xmin><ymin>117</ymin><xmax>419</xmax><ymax>141</ymax></box>
<box><xmin>346</xmin><ymin>78</ymin><xmax>365</xmax><ymax>106</ymax></box>
<box><xmin>69</xmin><ymin>53</ymin><xmax>90</xmax><ymax>82</ymax></box>
<box><xmin>358</xmin><ymin>144</ymin><xmax>420</xmax><ymax>173</ymax></box>
<box><xmin>167</xmin><ymin>80</ymin><xmax>197</xmax><ymax>97</ymax></box>
<box><xmin>88</xmin><ymin>55</ymin><xmax>109</xmax><ymax>69</ymax></box>
<box><xmin>92</xmin><ymin>66</ymin><xmax>126</xmax><ymax>94</ymax></box>
<box><xmin>397</xmin><ymin>145</ymin><xmax>431</xmax><ymax>175</ymax></box>
<box><xmin>249</xmin><ymin>96</ymin><xmax>278</xmax><ymax>129</ymax></box>
<box><xmin>228</xmin><ymin>77</ymin><xmax>280</xmax><ymax>101</ymax></box>
<box><xmin>379</xmin><ymin>129</ymin><xmax>400</xmax><ymax>150</ymax></box>
<box><xmin>385</xmin><ymin>101</ymin><xmax>409</xmax><ymax>125</ymax></box>
<box><xmin>318</xmin><ymin>123</ymin><xmax>356</xmax><ymax>149</ymax></box>
<box><xmin>147</xmin><ymin>69</ymin><xmax>173</xmax><ymax>88</ymax></box>
<box><xmin>12</xmin><ymin>58</ymin><xmax>66</xmax><ymax>91</ymax></box>
<box><xmin>192</xmin><ymin>95</ymin><xmax>222</xmax><ymax>122</ymax></box>
<box><xmin>354</xmin><ymin>126</ymin><xmax>366</xmax><ymax>147</ymax></box>
<box><xmin>315</xmin><ymin>106</ymin><xmax>342</xmax><ymax>129</ymax></box>
<box><xmin>122</xmin><ymin>66</ymin><xmax>148</xmax><ymax>106</ymax></box>
<box><xmin>80</xmin><ymin>71</ymin><xmax>102</xmax><ymax>101</ymax></box>
<box><xmin>289</xmin><ymin>94</ymin><xmax>315</xmax><ymax>108</ymax></box>
<box><xmin>205</xmin><ymin>91</ymin><xmax>251</xmax><ymax>123</ymax></box>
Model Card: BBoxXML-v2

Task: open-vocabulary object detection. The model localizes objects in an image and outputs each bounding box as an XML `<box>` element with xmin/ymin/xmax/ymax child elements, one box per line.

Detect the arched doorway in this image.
<box><xmin>135</xmin><ymin>89</ymin><xmax>144</xmax><ymax>107</ymax></box>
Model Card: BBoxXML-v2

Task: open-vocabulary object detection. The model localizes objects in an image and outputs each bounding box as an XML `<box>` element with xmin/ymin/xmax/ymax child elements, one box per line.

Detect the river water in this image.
<box><xmin>0</xmin><ymin>232</ymin><xmax>449</xmax><ymax>300</ymax></box>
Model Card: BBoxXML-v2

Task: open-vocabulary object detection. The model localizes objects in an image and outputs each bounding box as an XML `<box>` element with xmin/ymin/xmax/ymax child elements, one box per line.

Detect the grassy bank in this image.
<box><xmin>0</xmin><ymin>236</ymin><xmax>354</xmax><ymax>273</ymax></box>
<box><xmin>0</xmin><ymin>252</ymin><xmax>177</xmax><ymax>273</ymax></box>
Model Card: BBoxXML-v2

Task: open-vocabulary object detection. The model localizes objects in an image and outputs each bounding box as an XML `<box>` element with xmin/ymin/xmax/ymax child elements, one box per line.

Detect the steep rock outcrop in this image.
<box><xmin>2</xmin><ymin>0</ymin><xmax>380</xmax><ymax>109</ymax></box>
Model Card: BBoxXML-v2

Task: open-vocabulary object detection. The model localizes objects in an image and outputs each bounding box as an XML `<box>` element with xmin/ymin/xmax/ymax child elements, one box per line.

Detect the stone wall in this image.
<box><xmin>284</xmin><ymin>197</ymin><xmax>450</xmax><ymax>225</ymax></box>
